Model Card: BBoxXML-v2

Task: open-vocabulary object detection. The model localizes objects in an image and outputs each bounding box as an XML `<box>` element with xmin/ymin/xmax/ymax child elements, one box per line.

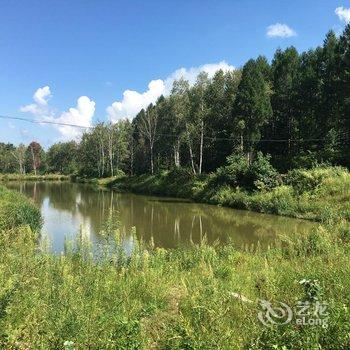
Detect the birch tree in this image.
<box><xmin>139</xmin><ymin>104</ymin><xmax>158</xmax><ymax>174</ymax></box>
<box><xmin>12</xmin><ymin>143</ymin><xmax>26</xmax><ymax>174</ymax></box>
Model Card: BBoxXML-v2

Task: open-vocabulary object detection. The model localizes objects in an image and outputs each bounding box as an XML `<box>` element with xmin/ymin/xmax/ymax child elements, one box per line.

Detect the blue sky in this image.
<box><xmin>0</xmin><ymin>0</ymin><xmax>349</xmax><ymax>148</ymax></box>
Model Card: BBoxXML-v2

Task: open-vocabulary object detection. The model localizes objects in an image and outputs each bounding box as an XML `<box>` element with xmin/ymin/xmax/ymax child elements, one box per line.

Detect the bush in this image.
<box><xmin>210</xmin><ymin>152</ymin><xmax>280</xmax><ymax>191</ymax></box>
<box><xmin>285</xmin><ymin>166</ymin><xmax>347</xmax><ymax>194</ymax></box>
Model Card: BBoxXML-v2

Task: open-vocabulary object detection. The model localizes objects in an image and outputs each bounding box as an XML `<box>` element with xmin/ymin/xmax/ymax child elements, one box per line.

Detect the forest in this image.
<box><xmin>2</xmin><ymin>26</ymin><xmax>350</xmax><ymax>179</ymax></box>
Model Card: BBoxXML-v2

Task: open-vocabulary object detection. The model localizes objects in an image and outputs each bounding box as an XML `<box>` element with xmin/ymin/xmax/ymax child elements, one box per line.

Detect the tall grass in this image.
<box><xmin>0</xmin><ymin>221</ymin><xmax>348</xmax><ymax>349</ymax></box>
<box><xmin>0</xmin><ymin>185</ymin><xmax>42</xmax><ymax>231</ymax></box>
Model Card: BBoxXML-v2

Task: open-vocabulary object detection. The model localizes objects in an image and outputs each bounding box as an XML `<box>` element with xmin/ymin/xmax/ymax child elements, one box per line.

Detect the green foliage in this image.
<box><xmin>0</xmin><ymin>185</ymin><xmax>42</xmax><ymax>231</ymax></box>
<box><xmin>4</xmin><ymin>25</ymin><xmax>350</xmax><ymax>177</ymax></box>
<box><xmin>285</xmin><ymin>166</ymin><xmax>347</xmax><ymax>194</ymax></box>
<box><xmin>210</xmin><ymin>152</ymin><xmax>280</xmax><ymax>191</ymax></box>
<box><xmin>234</xmin><ymin>59</ymin><xmax>272</xmax><ymax>149</ymax></box>
<box><xmin>47</xmin><ymin>141</ymin><xmax>78</xmax><ymax>174</ymax></box>
<box><xmin>111</xmin><ymin>165</ymin><xmax>350</xmax><ymax>223</ymax></box>
<box><xmin>0</xmin><ymin>218</ymin><xmax>348</xmax><ymax>348</ymax></box>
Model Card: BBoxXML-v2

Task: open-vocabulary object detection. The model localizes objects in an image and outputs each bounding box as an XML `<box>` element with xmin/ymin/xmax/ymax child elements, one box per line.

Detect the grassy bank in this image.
<box><xmin>0</xmin><ymin>173</ymin><xmax>69</xmax><ymax>182</ymax></box>
<box><xmin>0</xmin><ymin>185</ymin><xmax>348</xmax><ymax>348</ymax></box>
<box><xmin>0</xmin><ymin>220</ymin><xmax>349</xmax><ymax>349</ymax></box>
<box><xmin>109</xmin><ymin>166</ymin><xmax>350</xmax><ymax>222</ymax></box>
<box><xmin>0</xmin><ymin>185</ymin><xmax>42</xmax><ymax>231</ymax></box>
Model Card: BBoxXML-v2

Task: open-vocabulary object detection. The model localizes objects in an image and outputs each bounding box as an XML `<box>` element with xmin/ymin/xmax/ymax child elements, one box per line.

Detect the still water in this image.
<box><xmin>6</xmin><ymin>181</ymin><xmax>316</xmax><ymax>252</ymax></box>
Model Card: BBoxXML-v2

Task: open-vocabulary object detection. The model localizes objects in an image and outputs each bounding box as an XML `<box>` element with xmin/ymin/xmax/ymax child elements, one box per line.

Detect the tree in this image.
<box><xmin>271</xmin><ymin>47</ymin><xmax>300</xmax><ymax>166</ymax></box>
<box><xmin>12</xmin><ymin>143</ymin><xmax>27</xmax><ymax>174</ymax></box>
<box><xmin>26</xmin><ymin>141</ymin><xmax>45</xmax><ymax>175</ymax></box>
<box><xmin>188</xmin><ymin>72</ymin><xmax>210</xmax><ymax>174</ymax></box>
<box><xmin>0</xmin><ymin>143</ymin><xmax>17</xmax><ymax>173</ymax></box>
<box><xmin>205</xmin><ymin>69</ymin><xmax>241</xmax><ymax>170</ymax></box>
<box><xmin>138</xmin><ymin>104</ymin><xmax>158</xmax><ymax>174</ymax></box>
<box><xmin>47</xmin><ymin>141</ymin><xmax>78</xmax><ymax>174</ymax></box>
<box><xmin>234</xmin><ymin>59</ymin><xmax>272</xmax><ymax>162</ymax></box>
<box><xmin>335</xmin><ymin>24</ymin><xmax>350</xmax><ymax>165</ymax></box>
<box><xmin>169</xmin><ymin>78</ymin><xmax>190</xmax><ymax>168</ymax></box>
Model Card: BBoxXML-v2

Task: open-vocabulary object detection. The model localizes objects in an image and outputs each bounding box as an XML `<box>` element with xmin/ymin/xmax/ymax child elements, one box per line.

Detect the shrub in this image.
<box><xmin>285</xmin><ymin>166</ymin><xmax>347</xmax><ymax>195</ymax></box>
<box><xmin>210</xmin><ymin>152</ymin><xmax>280</xmax><ymax>191</ymax></box>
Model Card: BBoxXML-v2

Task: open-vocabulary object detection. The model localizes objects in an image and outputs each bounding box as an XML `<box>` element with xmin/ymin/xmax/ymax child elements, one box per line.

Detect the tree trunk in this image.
<box><xmin>150</xmin><ymin>145</ymin><xmax>154</xmax><ymax>174</ymax></box>
<box><xmin>186</xmin><ymin>124</ymin><xmax>196</xmax><ymax>175</ymax></box>
<box><xmin>189</xmin><ymin>142</ymin><xmax>196</xmax><ymax>175</ymax></box>
<box><xmin>130</xmin><ymin>137</ymin><xmax>134</xmax><ymax>176</ymax></box>
<box><xmin>30</xmin><ymin>146</ymin><xmax>37</xmax><ymax>175</ymax></box>
<box><xmin>199</xmin><ymin>120</ymin><xmax>204</xmax><ymax>174</ymax></box>
<box><xmin>174</xmin><ymin>139</ymin><xmax>180</xmax><ymax>167</ymax></box>
<box><xmin>108</xmin><ymin>129</ymin><xmax>114</xmax><ymax>177</ymax></box>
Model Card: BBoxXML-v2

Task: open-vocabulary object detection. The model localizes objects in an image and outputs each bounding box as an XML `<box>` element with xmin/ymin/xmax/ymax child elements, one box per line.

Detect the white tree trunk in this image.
<box><xmin>199</xmin><ymin>120</ymin><xmax>204</xmax><ymax>174</ymax></box>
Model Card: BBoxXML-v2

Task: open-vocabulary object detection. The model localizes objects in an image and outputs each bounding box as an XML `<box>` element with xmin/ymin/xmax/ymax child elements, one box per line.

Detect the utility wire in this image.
<box><xmin>0</xmin><ymin>114</ymin><xmax>93</xmax><ymax>129</ymax></box>
<box><xmin>0</xmin><ymin>113</ymin><xmax>332</xmax><ymax>143</ymax></box>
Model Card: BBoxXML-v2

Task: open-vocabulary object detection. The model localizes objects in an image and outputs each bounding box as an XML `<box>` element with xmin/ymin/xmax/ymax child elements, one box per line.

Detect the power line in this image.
<box><xmin>0</xmin><ymin>113</ymin><xmax>333</xmax><ymax>143</ymax></box>
<box><xmin>0</xmin><ymin>115</ymin><xmax>93</xmax><ymax>129</ymax></box>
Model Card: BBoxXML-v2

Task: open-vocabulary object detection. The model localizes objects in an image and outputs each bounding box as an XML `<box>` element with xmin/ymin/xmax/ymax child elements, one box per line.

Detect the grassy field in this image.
<box><xmin>0</xmin><ymin>218</ymin><xmax>349</xmax><ymax>349</ymax></box>
<box><xmin>0</xmin><ymin>176</ymin><xmax>349</xmax><ymax>348</ymax></box>
<box><xmin>109</xmin><ymin>166</ymin><xmax>350</xmax><ymax>223</ymax></box>
<box><xmin>0</xmin><ymin>174</ymin><xmax>69</xmax><ymax>182</ymax></box>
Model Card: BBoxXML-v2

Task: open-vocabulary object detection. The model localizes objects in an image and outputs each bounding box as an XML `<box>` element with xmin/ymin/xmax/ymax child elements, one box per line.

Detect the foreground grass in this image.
<box><xmin>0</xmin><ymin>173</ymin><xmax>69</xmax><ymax>182</ymax></box>
<box><xmin>0</xmin><ymin>222</ymin><xmax>349</xmax><ymax>349</ymax></box>
<box><xmin>1</xmin><ymin>178</ymin><xmax>349</xmax><ymax>348</ymax></box>
<box><xmin>110</xmin><ymin>166</ymin><xmax>350</xmax><ymax>222</ymax></box>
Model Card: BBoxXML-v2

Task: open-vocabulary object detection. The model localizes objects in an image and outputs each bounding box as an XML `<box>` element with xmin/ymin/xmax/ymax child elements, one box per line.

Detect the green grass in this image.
<box><xmin>0</xmin><ymin>221</ymin><xmax>349</xmax><ymax>349</ymax></box>
<box><xmin>0</xmin><ymin>175</ymin><xmax>349</xmax><ymax>348</ymax></box>
<box><xmin>0</xmin><ymin>173</ymin><xmax>69</xmax><ymax>182</ymax></box>
<box><xmin>109</xmin><ymin>166</ymin><xmax>350</xmax><ymax>222</ymax></box>
<box><xmin>0</xmin><ymin>185</ymin><xmax>42</xmax><ymax>231</ymax></box>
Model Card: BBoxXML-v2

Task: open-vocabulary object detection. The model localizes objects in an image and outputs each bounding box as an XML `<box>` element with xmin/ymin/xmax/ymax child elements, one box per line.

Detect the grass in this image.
<box><xmin>0</xmin><ymin>174</ymin><xmax>349</xmax><ymax>348</ymax></box>
<box><xmin>0</xmin><ymin>220</ymin><xmax>349</xmax><ymax>349</ymax></box>
<box><xmin>0</xmin><ymin>185</ymin><xmax>42</xmax><ymax>231</ymax></box>
<box><xmin>0</xmin><ymin>173</ymin><xmax>69</xmax><ymax>182</ymax></box>
<box><xmin>109</xmin><ymin>166</ymin><xmax>350</xmax><ymax>223</ymax></box>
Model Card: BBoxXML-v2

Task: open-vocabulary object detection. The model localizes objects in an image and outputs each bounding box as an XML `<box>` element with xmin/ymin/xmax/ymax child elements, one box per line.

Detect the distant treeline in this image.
<box><xmin>2</xmin><ymin>26</ymin><xmax>350</xmax><ymax>177</ymax></box>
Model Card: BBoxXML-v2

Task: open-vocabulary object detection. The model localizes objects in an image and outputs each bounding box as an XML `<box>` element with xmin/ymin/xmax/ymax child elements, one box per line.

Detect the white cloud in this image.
<box><xmin>266</xmin><ymin>23</ymin><xmax>297</xmax><ymax>38</ymax></box>
<box><xmin>20</xmin><ymin>86</ymin><xmax>95</xmax><ymax>140</ymax></box>
<box><xmin>34</xmin><ymin>86</ymin><xmax>51</xmax><ymax>105</ymax></box>
<box><xmin>335</xmin><ymin>6</ymin><xmax>350</xmax><ymax>23</ymax></box>
<box><xmin>106</xmin><ymin>61</ymin><xmax>235</xmax><ymax>122</ymax></box>
<box><xmin>20</xmin><ymin>86</ymin><xmax>53</xmax><ymax>116</ymax></box>
<box><xmin>106</xmin><ymin>79</ymin><xmax>165</xmax><ymax>122</ymax></box>
<box><xmin>54</xmin><ymin>96</ymin><xmax>95</xmax><ymax>140</ymax></box>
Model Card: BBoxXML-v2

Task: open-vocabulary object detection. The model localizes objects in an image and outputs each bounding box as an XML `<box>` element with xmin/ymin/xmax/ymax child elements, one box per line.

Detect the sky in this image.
<box><xmin>1</xmin><ymin>0</ymin><xmax>350</xmax><ymax>148</ymax></box>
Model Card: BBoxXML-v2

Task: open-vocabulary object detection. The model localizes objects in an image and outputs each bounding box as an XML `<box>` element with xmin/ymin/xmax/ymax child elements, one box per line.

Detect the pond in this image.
<box><xmin>6</xmin><ymin>181</ymin><xmax>317</xmax><ymax>252</ymax></box>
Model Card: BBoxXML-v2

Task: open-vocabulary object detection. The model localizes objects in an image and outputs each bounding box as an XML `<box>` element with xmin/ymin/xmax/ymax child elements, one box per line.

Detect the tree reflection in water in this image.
<box><xmin>5</xmin><ymin>181</ymin><xmax>317</xmax><ymax>252</ymax></box>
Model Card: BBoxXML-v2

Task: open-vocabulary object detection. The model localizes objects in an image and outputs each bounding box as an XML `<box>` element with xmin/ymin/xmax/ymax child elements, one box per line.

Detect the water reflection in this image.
<box><xmin>6</xmin><ymin>181</ymin><xmax>316</xmax><ymax>252</ymax></box>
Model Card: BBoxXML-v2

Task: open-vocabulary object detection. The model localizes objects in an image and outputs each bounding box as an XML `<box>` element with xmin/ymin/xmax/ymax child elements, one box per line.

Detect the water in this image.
<box><xmin>6</xmin><ymin>181</ymin><xmax>316</xmax><ymax>252</ymax></box>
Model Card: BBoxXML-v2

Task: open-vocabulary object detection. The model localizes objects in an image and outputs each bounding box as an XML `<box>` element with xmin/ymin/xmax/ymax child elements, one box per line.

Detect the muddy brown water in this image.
<box><xmin>6</xmin><ymin>181</ymin><xmax>317</xmax><ymax>253</ymax></box>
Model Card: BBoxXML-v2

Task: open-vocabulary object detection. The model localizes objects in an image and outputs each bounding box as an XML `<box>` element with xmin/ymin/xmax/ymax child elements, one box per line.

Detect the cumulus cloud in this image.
<box><xmin>335</xmin><ymin>6</ymin><xmax>350</xmax><ymax>23</ymax></box>
<box><xmin>20</xmin><ymin>86</ymin><xmax>95</xmax><ymax>140</ymax></box>
<box><xmin>106</xmin><ymin>61</ymin><xmax>235</xmax><ymax>122</ymax></box>
<box><xmin>34</xmin><ymin>86</ymin><xmax>51</xmax><ymax>105</ymax></box>
<box><xmin>106</xmin><ymin>79</ymin><xmax>165</xmax><ymax>121</ymax></box>
<box><xmin>20</xmin><ymin>86</ymin><xmax>53</xmax><ymax>116</ymax></box>
<box><xmin>266</xmin><ymin>23</ymin><xmax>297</xmax><ymax>38</ymax></box>
<box><xmin>54</xmin><ymin>96</ymin><xmax>95</xmax><ymax>139</ymax></box>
